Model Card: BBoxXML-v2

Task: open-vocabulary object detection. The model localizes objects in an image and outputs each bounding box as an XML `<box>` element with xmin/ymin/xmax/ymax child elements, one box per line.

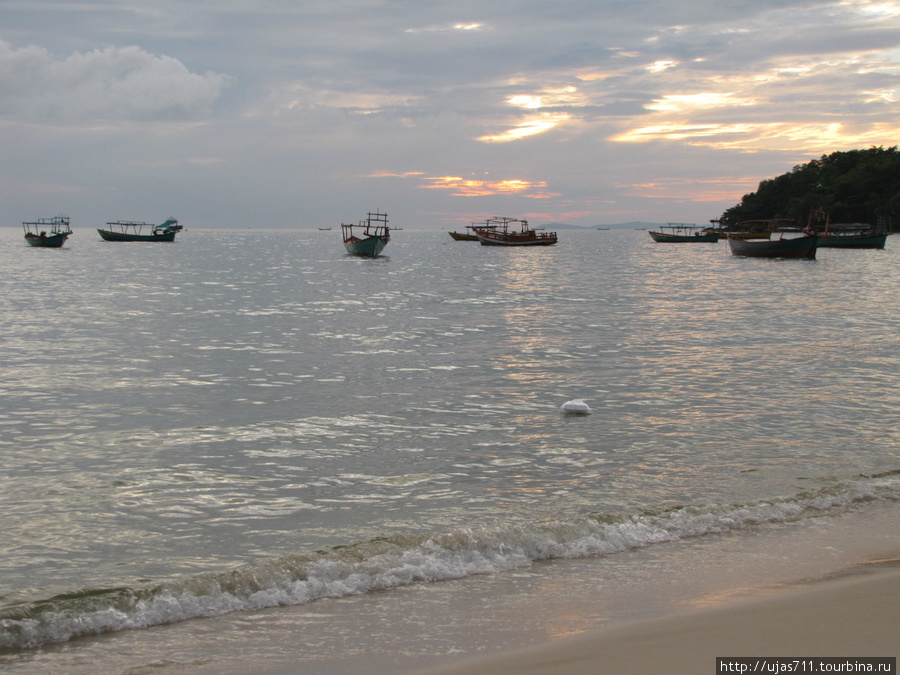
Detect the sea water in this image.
<box><xmin>1</xmin><ymin>227</ymin><xmax>898</xmax><ymax>671</ymax></box>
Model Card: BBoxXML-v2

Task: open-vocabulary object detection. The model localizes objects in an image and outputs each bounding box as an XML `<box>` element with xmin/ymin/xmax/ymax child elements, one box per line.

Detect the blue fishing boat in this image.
<box><xmin>342</xmin><ymin>210</ymin><xmax>391</xmax><ymax>257</ymax></box>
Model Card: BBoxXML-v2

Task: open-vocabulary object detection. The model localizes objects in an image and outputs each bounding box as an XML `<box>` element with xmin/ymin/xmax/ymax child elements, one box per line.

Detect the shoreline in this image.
<box><xmin>5</xmin><ymin>503</ymin><xmax>898</xmax><ymax>675</ymax></box>
<box><xmin>244</xmin><ymin>503</ymin><xmax>900</xmax><ymax>675</ymax></box>
<box><xmin>417</xmin><ymin>565</ymin><xmax>900</xmax><ymax>675</ymax></box>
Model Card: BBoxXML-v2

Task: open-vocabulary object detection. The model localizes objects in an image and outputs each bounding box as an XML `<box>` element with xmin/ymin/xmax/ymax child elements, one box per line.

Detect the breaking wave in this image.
<box><xmin>2</xmin><ymin>471</ymin><xmax>899</xmax><ymax>652</ymax></box>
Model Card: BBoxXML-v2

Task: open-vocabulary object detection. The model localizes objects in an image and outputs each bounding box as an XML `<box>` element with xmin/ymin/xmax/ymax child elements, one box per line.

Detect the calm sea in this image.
<box><xmin>1</xmin><ymin>226</ymin><xmax>899</xmax><ymax>671</ymax></box>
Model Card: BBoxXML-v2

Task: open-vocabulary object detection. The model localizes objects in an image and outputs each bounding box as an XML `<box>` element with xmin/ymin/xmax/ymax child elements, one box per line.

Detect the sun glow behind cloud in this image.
<box><xmin>477</xmin><ymin>113</ymin><xmax>571</xmax><ymax>142</ymax></box>
<box><xmin>617</xmin><ymin>176</ymin><xmax>767</xmax><ymax>202</ymax></box>
<box><xmin>420</xmin><ymin>176</ymin><xmax>556</xmax><ymax>198</ymax></box>
<box><xmin>612</xmin><ymin>121</ymin><xmax>898</xmax><ymax>152</ymax></box>
<box><xmin>644</xmin><ymin>92</ymin><xmax>757</xmax><ymax>112</ymax></box>
<box><xmin>477</xmin><ymin>87</ymin><xmax>579</xmax><ymax>142</ymax></box>
<box><xmin>405</xmin><ymin>22</ymin><xmax>484</xmax><ymax>33</ymax></box>
<box><xmin>611</xmin><ymin>46</ymin><xmax>900</xmax><ymax>152</ymax></box>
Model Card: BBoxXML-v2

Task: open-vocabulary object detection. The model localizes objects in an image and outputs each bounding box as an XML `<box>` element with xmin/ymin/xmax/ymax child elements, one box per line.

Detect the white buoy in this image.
<box><xmin>560</xmin><ymin>399</ymin><xmax>591</xmax><ymax>415</ymax></box>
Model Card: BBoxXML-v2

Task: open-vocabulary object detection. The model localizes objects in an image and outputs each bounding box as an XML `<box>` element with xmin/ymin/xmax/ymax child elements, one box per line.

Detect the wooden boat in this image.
<box><xmin>474</xmin><ymin>216</ymin><xmax>557</xmax><ymax>246</ymax></box>
<box><xmin>727</xmin><ymin>218</ymin><xmax>795</xmax><ymax>241</ymax></box>
<box><xmin>23</xmin><ymin>216</ymin><xmax>72</xmax><ymax>248</ymax></box>
<box><xmin>98</xmin><ymin>218</ymin><xmax>182</xmax><ymax>242</ymax></box>
<box><xmin>805</xmin><ymin>210</ymin><xmax>887</xmax><ymax>249</ymax></box>
<box><xmin>649</xmin><ymin>224</ymin><xmax>719</xmax><ymax>242</ymax></box>
<box><xmin>728</xmin><ymin>233</ymin><xmax>817</xmax><ymax>259</ymax></box>
<box><xmin>817</xmin><ymin>231</ymin><xmax>887</xmax><ymax>249</ymax></box>
<box><xmin>449</xmin><ymin>221</ymin><xmax>499</xmax><ymax>241</ymax></box>
<box><xmin>448</xmin><ymin>230</ymin><xmax>479</xmax><ymax>241</ymax></box>
<box><xmin>342</xmin><ymin>210</ymin><xmax>390</xmax><ymax>257</ymax></box>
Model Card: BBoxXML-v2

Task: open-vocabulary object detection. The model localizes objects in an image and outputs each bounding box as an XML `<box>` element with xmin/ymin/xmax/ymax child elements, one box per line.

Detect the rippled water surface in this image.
<box><xmin>1</xmin><ymin>226</ymin><xmax>899</xmax><ymax>655</ymax></box>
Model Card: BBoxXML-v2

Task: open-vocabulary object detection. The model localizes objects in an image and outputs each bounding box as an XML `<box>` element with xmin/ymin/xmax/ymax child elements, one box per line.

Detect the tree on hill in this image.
<box><xmin>719</xmin><ymin>146</ymin><xmax>900</xmax><ymax>228</ymax></box>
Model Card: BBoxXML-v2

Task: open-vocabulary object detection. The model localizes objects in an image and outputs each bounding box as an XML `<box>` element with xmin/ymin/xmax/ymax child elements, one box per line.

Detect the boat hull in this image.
<box><xmin>344</xmin><ymin>235</ymin><xmax>388</xmax><ymax>257</ymax></box>
<box><xmin>817</xmin><ymin>234</ymin><xmax>886</xmax><ymax>249</ymax></box>
<box><xmin>98</xmin><ymin>229</ymin><xmax>177</xmax><ymax>242</ymax></box>
<box><xmin>649</xmin><ymin>231</ymin><xmax>719</xmax><ymax>242</ymax></box>
<box><xmin>25</xmin><ymin>232</ymin><xmax>69</xmax><ymax>248</ymax></box>
<box><xmin>476</xmin><ymin>232</ymin><xmax>557</xmax><ymax>246</ymax></box>
<box><xmin>448</xmin><ymin>231</ymin><xmax>479</xmax><ymax>241</ymax></box>
<box><xmin>728</xmin><ymin>235</ymin><xmax>817</xmax><ymax>259</ymax></box>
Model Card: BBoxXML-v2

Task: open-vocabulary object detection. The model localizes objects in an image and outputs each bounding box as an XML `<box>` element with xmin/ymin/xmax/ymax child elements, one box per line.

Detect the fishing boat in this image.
<box><xmin>474</xmin><ymin>216</ymin><xmax>557</xmax><ymax>246</ymax></box>
<box><xmin>23</xmin><ymin>215</ymin><xmax>72</xmax><ymax>248</ymax></box>
<box><xmin>98</xmin><ymin>218</ymin><xmax>182</xmax><ymax>242</ymax></box>
<box><xmin>728</xmin><ymin>233</ymin><xmax>817</xmax><ymax>259</ymax></box>
<box><xmin>818</xmin><ymin>230</ymin><xmax>887</xmax><ymax>249</ymax></box>
<box><xmin>726</xmin><ymin>218</ymin><xmax>795</xmax><ymax>241</ymax></box>
<box><xmin>648</xmin><ymin>224</ymin><xmax>719</xmax><ymax>242</ymax></box>
<box><xmin>449</xmin><ymin>221</ymin><xmax>499</xmax><ymax>241</ymax></box>
<box><xmin>342</xmin><ymin>210</ymin><xmax>391</xmax><ymax>257</ymax></box>
<box><xmin>806</xmin><ymin>210</ymin><xmax>886</xmax><ymax>249</ymax></box>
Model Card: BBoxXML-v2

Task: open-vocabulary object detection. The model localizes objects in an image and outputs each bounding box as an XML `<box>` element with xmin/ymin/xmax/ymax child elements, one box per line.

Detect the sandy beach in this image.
<box><xmin>419</xmin><ymin>566</ymin><xmax>900</xmax><ymax>675</ymax></box>
<box><xmin>223</xmin><ymin>504</ymin><xmax>899</xmax><ymax>675</ymax></box>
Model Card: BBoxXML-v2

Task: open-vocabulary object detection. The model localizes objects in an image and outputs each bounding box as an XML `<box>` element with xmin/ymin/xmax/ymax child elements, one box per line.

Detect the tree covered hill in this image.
<box><xmin>719</xmin><ymin>146</ymin><xmax>900</xmax><ymax>227</ymax></box>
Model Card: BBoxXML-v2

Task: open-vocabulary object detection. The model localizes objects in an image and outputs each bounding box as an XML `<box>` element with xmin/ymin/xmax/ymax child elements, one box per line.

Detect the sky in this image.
<box><xmin>2</xmin><ymin>0</ymin><xmax>899</xmax><ymax>230</ymax></box>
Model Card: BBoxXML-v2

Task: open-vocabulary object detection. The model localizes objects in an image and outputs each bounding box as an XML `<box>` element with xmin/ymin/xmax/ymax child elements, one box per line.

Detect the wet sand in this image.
<box><xmin>418</xmin><ymin>566</ymin><xmax>900</xmax><ymax>675</ymax></box>
<box><xmin>247</xmin><ymin>503</ymin><xmax>900</xmax><ymax>675</ymax></box>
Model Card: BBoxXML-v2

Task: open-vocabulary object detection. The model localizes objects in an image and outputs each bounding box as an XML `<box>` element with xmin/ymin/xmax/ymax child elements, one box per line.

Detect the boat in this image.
<box><xmin>23</xmin><ymin>216</ymin><xmax>72</xmax><ymax>248</ymax></box>
<box><xmin>805</xmin><ymin>209</ymin><xmax>886</xmax><ymax>249</ymax></box>
<box><xmin>98</xmin><ymin>218</ymin><xmax>182</xmax><ymax>242</ymax></box>
<box><xmin>818</xmin><ymin>231</ymin><xmax>887</xmax><ymax>249</ymax></box>
<box><xmin>728</xmin><ymin>233</ymin><xmax>817</xmax><ymax>259</ymax></box>
<box><xmin>726</xmin><ymin>218</ymin><xmax>795</xmax><ymax>240</ymax></box>
<box><xmin>342</xmin><ymin>210</ymin><xmax>391</xmax><ymax>257</ymax></box>
<box><xmin>648</xmin><ymin>224</ymin><xmax>719</xmax><ymax>242</ymax></box>
<box><xmin>449</xmin><ymin>221</ymin><xmax>499</xmax><ymax>241</ymax></box>
<box><xmin>474</xmin><ymin>216</ymin><xmax>557</xmax><ymax>246</ymax></box>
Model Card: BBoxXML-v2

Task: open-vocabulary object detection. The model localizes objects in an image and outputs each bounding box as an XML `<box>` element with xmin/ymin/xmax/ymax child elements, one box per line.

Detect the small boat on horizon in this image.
<box><xmin>473</xmin><ymin>216</ymin><xmax>557</xmax><ymax>246</ymax></box>
<box><xmin>648</xmin><ymin>224</ymin><xmax>719</xmax><ymax>243</ymax></box>
<box><xmin>98</xmin><ymin>219</ymin><xmax>182</xmax><ymax>242</ymax></box>
<box><xmin>23</xmin><ymin>215</ymin><xmax>72</xmax><ymax>248</ymax></box>
<box><xmin>342</xmin><ymin>210</ymin><xmax>391</xmax><ymax>257</ymax></box>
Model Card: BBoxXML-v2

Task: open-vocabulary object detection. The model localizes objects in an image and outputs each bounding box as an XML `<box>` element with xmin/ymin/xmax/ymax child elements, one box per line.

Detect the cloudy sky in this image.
<box><xmin>2</xmin><ymin>1</ymin><xmax>899</xmax><ymax>230</ymax></box>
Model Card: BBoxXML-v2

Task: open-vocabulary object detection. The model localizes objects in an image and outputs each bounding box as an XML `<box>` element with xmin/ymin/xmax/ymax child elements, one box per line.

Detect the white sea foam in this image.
<box><xmin>2</xmin><ymin>475</ymin><xmax>898</xmax><ymax>652</ymax></box>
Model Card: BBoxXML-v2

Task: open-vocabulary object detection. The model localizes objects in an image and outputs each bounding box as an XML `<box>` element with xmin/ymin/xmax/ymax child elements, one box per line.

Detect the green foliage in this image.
<box><xmin>719</xmin><ymin>147</ymin><xmax>900</xmax><ymax>227</ymax></box>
